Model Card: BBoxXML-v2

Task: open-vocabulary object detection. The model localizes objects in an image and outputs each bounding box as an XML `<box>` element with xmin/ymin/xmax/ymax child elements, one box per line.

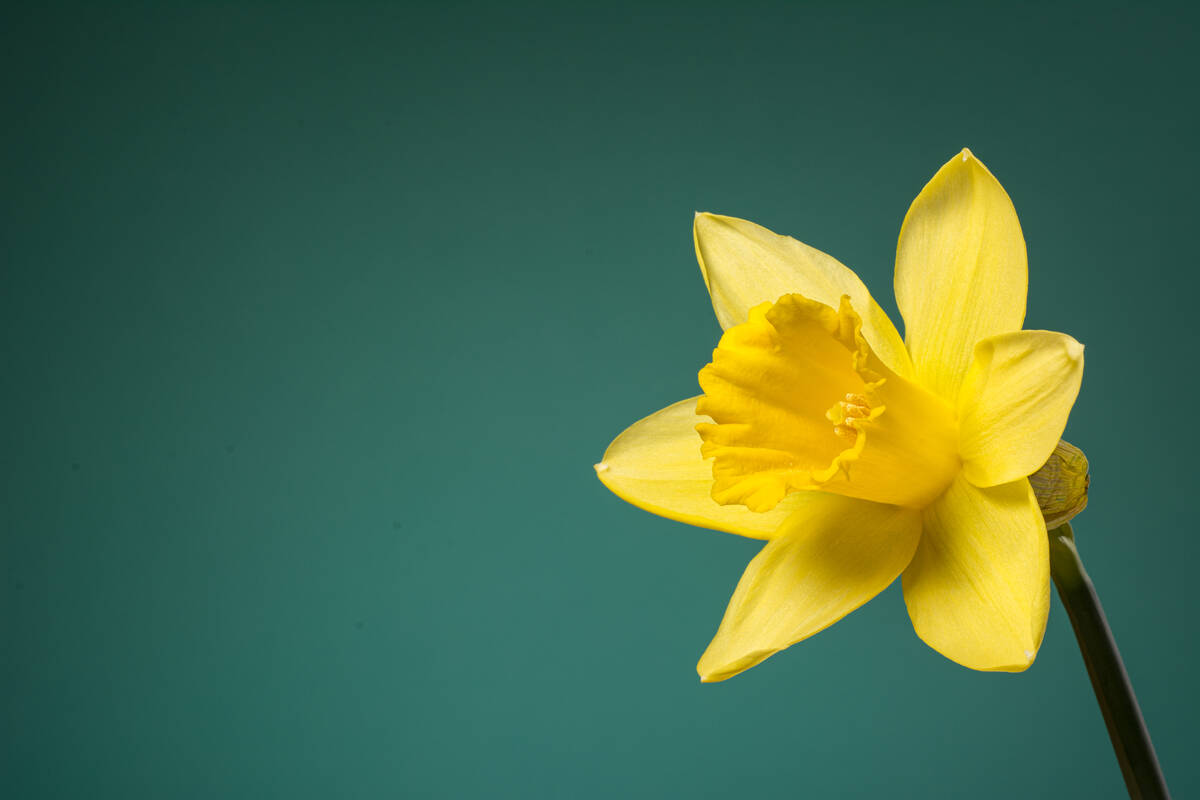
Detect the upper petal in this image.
<box><xmin>697</xmin><ymin>493</ymin><xmax>921</xmax><ymax>682</ymax></box>
<box><xmin>595</xmin><ymin>397</ymin><xmax>802</xmax><ymax>539</ymax></box>
<box><xmin>902</xmin><ymin>474</ymin><xmax>1050</xmax><ymax>671</ymax></box>
<box><xmin>694</xmin><ymin>212</ymin><xmax>913</xmax><ymax>378</ymax></box>
<box><xmin>894</xmin><ymin>149</ymin><xmax>1028</xmax><ymax>403</ymax></box>
<box><xmin>959</xmin><ymin>331</ymin><xmax>1085</xmax><ymax>487</ymax></box>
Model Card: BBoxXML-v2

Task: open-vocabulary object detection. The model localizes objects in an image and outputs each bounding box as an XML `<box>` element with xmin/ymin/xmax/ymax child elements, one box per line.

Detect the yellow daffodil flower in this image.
<box><xmin>595</xmin><ymin>149</ymin><xmax>1084</xmax><ymax>682</ymax></box>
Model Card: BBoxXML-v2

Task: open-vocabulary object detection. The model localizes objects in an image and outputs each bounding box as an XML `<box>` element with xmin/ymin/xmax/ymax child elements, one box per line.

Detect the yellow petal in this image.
<box><xmin>894</xmin><ymin>149</ymin><xmax>1027</xmax><ymax>402</ymax></box>
<box><xmin>698</xmin><ymin>493</ymin><xmax>921</xmax><ymax>682</ymax></box>
<box><xmin>696</xmin><ymin>294</ymin><xmax>959</xmax><ymax>511</ymax></box>
<box><xmin>902</xmin><ymin>474</ymin><xmax>1050</xmax><ymax>671</ymax></box>
<box><xmin>959</xmin><ymin>331</ymin><xmax>1085</xmax><ymax>487</ymax></box>
<box><xmin>595</xmin><ymin>397</ymin><xmax>803</xmax><ymax>539</ymax></box>
<box><xmin>694</xmin><ymin>213</ymin><xmax>913</xmax><ymax>377</ymax></box>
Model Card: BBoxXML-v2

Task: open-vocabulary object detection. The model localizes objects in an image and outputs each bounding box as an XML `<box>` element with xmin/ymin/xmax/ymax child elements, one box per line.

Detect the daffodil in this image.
<box><xmin>595</xmin><ymin>149</ymin><xmax>1084</xmax><ymax>682</ymax></box>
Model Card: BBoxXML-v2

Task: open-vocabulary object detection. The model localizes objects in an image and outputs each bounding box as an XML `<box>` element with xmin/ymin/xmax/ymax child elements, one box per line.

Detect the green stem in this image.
<box><xmin>1048</xmin><ymin>523</ymin><xmax>1169</xmax><ymax>799</ymax></box>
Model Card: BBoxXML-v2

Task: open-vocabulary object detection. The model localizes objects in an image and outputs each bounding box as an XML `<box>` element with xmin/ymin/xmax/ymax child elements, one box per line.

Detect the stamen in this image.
<box><xmin>830</xmin><ymin>393</ymin><xmax>872</xmax><ymax>440</ymax></box>
<box><xmin>833</xmin><ymin>424</ymin><xmax>857</xmax><ymax>440</ymax></box>
<box><xmin>840</xmin><ymin>394</ymin><xmax>871</xmax><ymax>417</ymax></box>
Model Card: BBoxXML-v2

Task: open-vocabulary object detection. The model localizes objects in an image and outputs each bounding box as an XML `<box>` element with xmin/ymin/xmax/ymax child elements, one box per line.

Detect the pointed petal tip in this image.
<box><xmin>987</xmin><ymin>648</ymin><xmax>1038</xmax><ymax>673</ymax></box>
<box><xmin>594</xmin><ymin>461</ymin><xmax>610</xmax><ymax>474</ymax></box>
<box><xmin>696</xmin><ymin>660</ymin><xmax>732</xmax><ymax>683</ymax></box>
<box><xmin>696</xmin><ymin>645</ymin><xmax>758</xmax><ymax>683</ymax></box>
<box><xmin>920</xmin><ymin>634</ymin><xmax>1041</xmax><ymax>673</ymax></box>
<box><xmin>960</xmin><ymin>147</ymin><xmax>974</xmax><ymax>162</ymax></box>
<box><xmin>1066</xmin><ymin>337</ymin><xmax>1085</xmax><ymax>361</ymax></box>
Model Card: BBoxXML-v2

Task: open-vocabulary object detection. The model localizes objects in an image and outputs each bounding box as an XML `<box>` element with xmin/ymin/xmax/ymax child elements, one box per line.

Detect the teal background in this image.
<box><xmin>3</xmin><ymin>2</ymin><xmax>1197</xmax><ymax>797</ymax></box>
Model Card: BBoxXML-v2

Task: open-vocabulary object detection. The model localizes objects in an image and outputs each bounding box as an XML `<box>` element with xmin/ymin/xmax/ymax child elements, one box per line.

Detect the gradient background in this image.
<box><xmin>4</xmin><ymin>1</ymin><xmax>1198</xmax><ymax>797</ymax></box>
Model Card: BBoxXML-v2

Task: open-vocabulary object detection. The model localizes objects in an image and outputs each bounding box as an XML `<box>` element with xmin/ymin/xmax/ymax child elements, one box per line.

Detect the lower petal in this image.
<box><xmin>902</xmin><ymin>474</ymin><xmax>1050</xmax><ymax>671</ymax></box>
<box><xmin>697</xmin><ymin>493</ymin><xmax>921</xmax><ymax>682</ymax></box>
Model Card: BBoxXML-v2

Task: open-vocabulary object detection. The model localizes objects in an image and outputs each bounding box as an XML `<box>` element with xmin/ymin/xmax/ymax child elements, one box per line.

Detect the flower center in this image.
<box><xmin>696</xmin><ymin>293</ymin><xmax>960</xmax><ymax>511</ymax></box>
<box><xmin>830</xmin><ymin>393</ymin><xmax>872</xmax><ymax>441</ymax></box>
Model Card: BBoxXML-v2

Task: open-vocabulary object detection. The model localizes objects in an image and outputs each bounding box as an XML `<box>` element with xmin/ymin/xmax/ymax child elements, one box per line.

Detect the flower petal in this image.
<box><xmin>894</xmin><ymin>149</ymin><xmax>1028</xmax><ymax>403</ymax></box>
<box><xmin>958</xmin><ymin>331</ymin><xmax>1085</xmax><ymax>487</ymax></box>
<box><xmin>902</xmin><ymin>474</ymin><xmax>1050</xmax><ymax>671</ymax></box>
<box><xmin>595</xmin><ymin>397</ymin><xmax>802</xmax><ymax>539</ymax></box>
<box><xmin>694</xmin><ymin>212</ymin><xmax>913</xmax><ymax>377</ymax></box>
<box><xmin>697</xmin><ymin>493</ymin><xmax>921</xmax><ymax>682</ymax></box>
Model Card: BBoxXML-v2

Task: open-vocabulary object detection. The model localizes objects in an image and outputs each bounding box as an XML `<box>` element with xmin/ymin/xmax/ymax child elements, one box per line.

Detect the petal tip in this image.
<box><xmin>594</xmin><ymin>461</ymin><xmax>610</xmax><ymax>474</ymax></box>
<box><xmin>1066</xmin><ymin>337</ymin><xmax>1085</xmax><ymax>361</ymax></box>
<box><xmin>994</xmin><ymin>648</ymin><xmax>1038</xmax><ymax>673</ymax></box>
<box><xmin>696</xmin><ymin>659</ymin><xmax>734</xmax><ymax>683</ymax></box>
<box><xmin>693</xmin><ymin>212</ymin><xmax>726</xmax><ymax>239</ymax></box>
<box><xmin>960</xmin><ymin>147</ymin><xmax>973</xmax><ymax>162</ymax></box>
